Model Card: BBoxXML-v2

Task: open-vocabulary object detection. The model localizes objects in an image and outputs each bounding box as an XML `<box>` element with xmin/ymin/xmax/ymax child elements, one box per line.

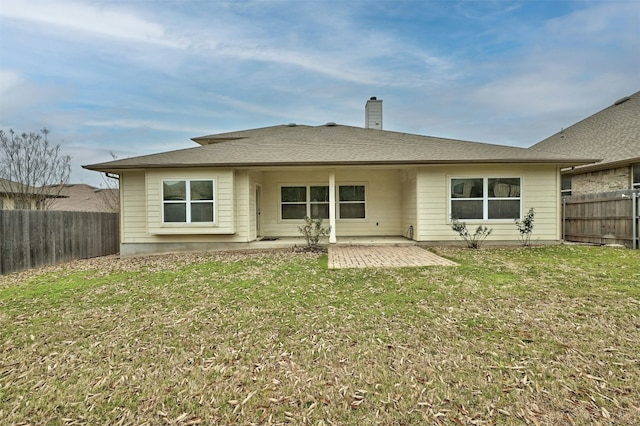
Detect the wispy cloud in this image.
<box><xmin>0</xmin><ymin>0</ymin><xmax>187</xmax><ymax>48</ymax></box>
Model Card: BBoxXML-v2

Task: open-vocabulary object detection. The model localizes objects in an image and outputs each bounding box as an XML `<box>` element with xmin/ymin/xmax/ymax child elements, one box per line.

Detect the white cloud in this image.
<box><xmin>84</xmin><ymin>119</ymin><xmax>213</xmax><ymax>135</ymax></box>
<box><xmin>0</xmin><ymin>0</ymin><xmax>187</xmax><ymax>48</ymax></box>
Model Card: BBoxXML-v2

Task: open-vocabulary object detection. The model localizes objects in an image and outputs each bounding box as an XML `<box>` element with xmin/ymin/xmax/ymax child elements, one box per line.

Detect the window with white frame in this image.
<box><xmin>280</xmin><ymin>184</ymin><xmax>366</xmax><ymax>220</ymax></box>
<box><xmin>281</xmin><ymin>186</ymin><xmax>329</xmax><ymax>220</ymax></box>
<box><xmin>163</xmin><ymin>179</ymin><xmax>215</xmax><ymax>223</ymax></box>
<box><xmin>633</xmin><ymin>164</ymin><xmax>640</xmax><ymax>189</ymax></box>
<box><xmin>450</xmin><ymin>177</ymin><xmax>521</xmax><ymax>220</ymax></box>
<box><xmin>339</xmin><ymin>185</ymin><xmax>366</xmax><ymax>219</ymax></box>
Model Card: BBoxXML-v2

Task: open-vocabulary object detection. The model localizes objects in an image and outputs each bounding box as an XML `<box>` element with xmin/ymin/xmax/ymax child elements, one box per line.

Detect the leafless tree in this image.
<box><xmin>0</xmin><ymin>128</ymin><xmax>71</xmax><ymax>210</ymax></box>
<box><xmin>93</xmin><ymin>151</ymin><xmax>120</xmax><ymax>213</ymax></box>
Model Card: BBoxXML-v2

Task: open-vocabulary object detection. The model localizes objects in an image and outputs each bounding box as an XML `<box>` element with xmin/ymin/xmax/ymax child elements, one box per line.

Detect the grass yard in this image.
<box><xmin>0</xmin><ymin>246</ymin><xmax>639</xmax><ymax>425</ymax></box>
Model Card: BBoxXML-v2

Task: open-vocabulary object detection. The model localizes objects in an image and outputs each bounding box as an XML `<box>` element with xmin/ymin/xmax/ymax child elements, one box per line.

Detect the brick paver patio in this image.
<box><xmin>328</xmin><ymin>245</ymin><xmax>458</xmax><ymax>269</ymax></box>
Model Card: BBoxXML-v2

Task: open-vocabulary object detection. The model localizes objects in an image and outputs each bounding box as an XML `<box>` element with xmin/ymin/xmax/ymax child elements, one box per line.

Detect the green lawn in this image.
<box><xmin>1</xmin><ymin>246</ymin><xmax>639</xmax><ymax>425</ymax></box>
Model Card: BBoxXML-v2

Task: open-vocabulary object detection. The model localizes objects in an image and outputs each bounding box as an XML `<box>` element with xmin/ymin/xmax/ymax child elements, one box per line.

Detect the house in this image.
<box><xmin>530</xmin><ymin>90</ymin><xmax>640</xmax><ymax>195</ymax></box>
<box><xmin>45</xmin><ymin>184</ymin><xmax>119</xmax><ymax>212</ymax></box>
<box><xmin>84</xmin><ymin>98</ymin><xmax>595</xmax><ymax>256</ymax></box>
<box><xmin>0</xmin><ymin>177</ymin><xmax>63</xmax><ymax>210</ymax></box>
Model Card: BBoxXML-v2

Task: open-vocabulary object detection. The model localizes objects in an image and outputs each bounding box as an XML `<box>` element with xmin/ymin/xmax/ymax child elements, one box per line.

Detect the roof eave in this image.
<box><xmin>83</xmin><ymin>158</ymin><xmax>599</xmax><ymax>172</ymax></box>
<box><xmin>563</xmin><ymin>157</ymin><xmax>639</xmax><ymax>175</ymax></box>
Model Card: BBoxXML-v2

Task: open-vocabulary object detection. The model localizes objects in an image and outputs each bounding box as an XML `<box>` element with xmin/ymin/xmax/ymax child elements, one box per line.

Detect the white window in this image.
<box><xmin>280</xmin><ymin>184</ymin><xmax>366</xmax><ymax>220</ymax></box>
<box><xmin>450</xmin><ymin>177</ymin><xmax>521</xmax><ymax>220</ymax></box>
<box><xmin>633</xmin><ymin>164</ymin><xmax>640</xmax><ymax>189</ymax></box>
<box><xmin>163</xmin><ymin>179</ymin><xmax>215</xmax><ymax>223</ymax></box>
<box><xmin>281</xmin><ymin>186</ymin><xmax>329</xmax><ymax>220</ymax></box>
<box><xmin>338</xmin><ymin>185</ymin><xmax>366</xmax><ymax>219</ymax></box>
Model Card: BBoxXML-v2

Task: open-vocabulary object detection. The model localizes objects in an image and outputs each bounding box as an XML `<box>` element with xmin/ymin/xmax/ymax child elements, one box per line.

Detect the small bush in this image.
<box><xmin>298</xmin><ymin>216</ymin><xmax>331</xmax><ymax>249</ymax></box>
<box><xmin>515</xmin><ymin>207</ymin><xmax>535</xmax><ymax>246</ymax></box>
<box><xmin>451</xmin><ymin>218</ymin><xmax>492</xmax><ymax>249</ymax></box>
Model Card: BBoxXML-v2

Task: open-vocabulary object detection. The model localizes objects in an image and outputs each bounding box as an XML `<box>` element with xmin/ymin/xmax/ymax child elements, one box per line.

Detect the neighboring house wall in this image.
<box><xmin>0</xmin><ymin>195</ymin><xmax>38</xmax><ymax>210</ymax></box>
<box><xmin>415</xmin><ymin>164</ymin><xmax>561</xmax><ymax>243</ymax></box>
<box><xmin>569</xmin><ymin>166</ymin><xmax>634</xmax><ymax>195</ymax></box>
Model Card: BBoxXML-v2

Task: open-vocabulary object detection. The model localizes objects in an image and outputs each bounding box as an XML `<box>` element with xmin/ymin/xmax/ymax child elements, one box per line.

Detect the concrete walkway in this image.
<box><xmin>328</xmin><ymin>245</ymin><xmax>458</xmax><ymax>269</ymax></box>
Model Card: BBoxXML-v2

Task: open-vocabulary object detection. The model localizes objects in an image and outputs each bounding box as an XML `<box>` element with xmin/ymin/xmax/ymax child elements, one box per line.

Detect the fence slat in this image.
<box><xmin>0</xmin><ymin>211</ymin><xmax>119</xmax><ymax>275</ymax></box>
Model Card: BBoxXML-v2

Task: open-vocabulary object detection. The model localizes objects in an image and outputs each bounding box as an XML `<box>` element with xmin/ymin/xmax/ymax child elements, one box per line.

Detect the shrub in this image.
<box><xmin>451</xmin><ymin>218</ymin><xmax>492</xmax><ymax>249</ymax></box>
<box><xmin>515</xmin><ymin>207</ymin><xmax>536</xmax><ymax>246</ymax></box>
<box><xmin>298</xmin><ymin>216</ymin><xmax>331</xmax><ymax>249</ymax></box>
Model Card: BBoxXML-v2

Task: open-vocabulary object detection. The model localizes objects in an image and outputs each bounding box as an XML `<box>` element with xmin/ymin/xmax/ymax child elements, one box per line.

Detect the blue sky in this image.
<box><xmin>1</xmin><ymin>0</ymin><xmax>638</xmax><ymax>186</ymax></box>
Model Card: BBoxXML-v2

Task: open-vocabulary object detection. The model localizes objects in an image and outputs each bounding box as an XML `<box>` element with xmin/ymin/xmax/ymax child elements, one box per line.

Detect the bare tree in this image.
<box><xmin>96</xmin><ymin>151</ymin><xmax>120</xmax><ymax>213</ymax></box>
<box><xmin>0</xmin><ymin>128</ymin><xmax>71</xmax><ymax>210</ymax></box>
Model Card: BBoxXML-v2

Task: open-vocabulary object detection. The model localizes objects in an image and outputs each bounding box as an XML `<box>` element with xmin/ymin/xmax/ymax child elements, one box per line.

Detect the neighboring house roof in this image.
<box><xmin>45</xmin><ymin>184</ymin><xmax>119</xmax><ymax>212</ymax></box>
<box><xmin>0</xmin><ymin>177</ymin><xmax>62</xmax><ymax>198</ymax></box>
<box><xmin>84</xmin><ymin>124</ymin><xmax>596</xmax><ymax>171</ymax></box>
<box><xmin>0</xmin><ymin>177</ymin><xmax>42</xmax><ymax>195</ymax></box>
<box><xmin>530</xmin><ymin>90</ymin><xmax>640</xmax><ymax>174</ymax></box>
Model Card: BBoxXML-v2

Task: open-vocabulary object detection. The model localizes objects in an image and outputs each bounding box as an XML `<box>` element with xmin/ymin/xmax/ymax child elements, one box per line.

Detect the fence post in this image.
<box><xmin>562</xmin><ymin>196</ymin><xmax>566</xmax><ymax>242</ymax></box>
<box><xmin>633</xmin><ymin>190</ymin><xmax>638</xmax><ymax>249</ymax></box>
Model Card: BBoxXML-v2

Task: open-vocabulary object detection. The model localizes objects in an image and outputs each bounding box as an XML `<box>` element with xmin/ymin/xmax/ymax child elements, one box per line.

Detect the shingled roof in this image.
<box><xmin>530</xmin><ymin>90</ymin><xmax>640</xmax><ymax>173</ymax></box>
<box><xmin>84</xmin><ymin>124</ymin><xmax>595</xmax><ymax>171</ymax></box>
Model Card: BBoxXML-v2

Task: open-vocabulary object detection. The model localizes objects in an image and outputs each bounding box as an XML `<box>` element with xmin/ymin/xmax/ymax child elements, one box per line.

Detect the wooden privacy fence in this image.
<box><xmin>563</xmin><ymin>189</ymin><xmax>639</xmax><ymax>249</ymax></box>
<box><xmin>0</xmin><ymin>210</ymin><xmax>119</xmax><ymax>275</ymax></box>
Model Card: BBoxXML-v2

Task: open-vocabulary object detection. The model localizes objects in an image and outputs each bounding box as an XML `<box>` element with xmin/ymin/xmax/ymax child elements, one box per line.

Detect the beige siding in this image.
<box><xmin>260</xmin><ymin>168</ymin><xmax>403</xmax><ymax>237</ymax></box>
<box><xmin>401</xmin><ymin>169</ymin><xmax>417</xmax><ymax>240</ymax></box>
<box><xmin>147</xmin><ymin>168</ymin><xmax>236</xmax><ymax>235</ymax></box>
<box><xmin>416</xmin><ymin>164</ymin><xmax>561</xmax><ymax>242</ymax></box>
<box><xmin>248</xmin><ymin>171</ymin><xmax>264</xmax><ymax>240</ymax></box>
<box><xmin>120</xmin><ymin>171</ymin><xmax>147</xmax><ymax>243</ymax></box>
<box><xmin>0</xmin><ymin>195</ymin><xmax>38</xmax><ymax>210</ymax></box>
<box><xmin>119</xmin><ymin>164</ymin><xmax>563</xmax><ymax>250</ymax></box>
<box><xmin>120</xmin><ymin>168</ymin><xmax>252</xmax><ymax>245</ymax></box>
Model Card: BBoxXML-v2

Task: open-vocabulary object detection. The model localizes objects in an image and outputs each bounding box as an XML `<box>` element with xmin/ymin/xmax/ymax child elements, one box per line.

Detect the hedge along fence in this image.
<box><xmin>0</xmin><ymin>210</ymin><xmax>119</xmax><ymax>275</ymax></box>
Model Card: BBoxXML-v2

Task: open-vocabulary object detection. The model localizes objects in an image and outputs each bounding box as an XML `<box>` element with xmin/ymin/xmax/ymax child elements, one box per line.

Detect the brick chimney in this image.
<box><xmin>365</xmin><ymin>97</ymin><xmax>382</xmax><ymax>130</ymax></box>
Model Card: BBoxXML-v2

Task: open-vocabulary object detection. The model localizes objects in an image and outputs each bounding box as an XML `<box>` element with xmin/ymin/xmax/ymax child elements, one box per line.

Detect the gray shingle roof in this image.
<box><xmin>45</xmin><ymin>184</ymin><xmax>119</xmax><ymax>212</ymax></box>
<box><xmin>84</xmin><ymin>124</ymin><xmax>596</xmax><ymax>171</ymax></box>
<box><xmin>530</xmin><ymin>90</ymin><xmax>640</xmax><ymax>173</ymax></box>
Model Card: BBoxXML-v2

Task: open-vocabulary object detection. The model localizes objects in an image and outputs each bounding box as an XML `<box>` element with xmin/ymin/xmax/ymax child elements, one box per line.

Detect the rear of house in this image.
<box><xmin>85</xmin><ymin>100</ymin><xmax>595</xmax><ymax>256</ymax></box>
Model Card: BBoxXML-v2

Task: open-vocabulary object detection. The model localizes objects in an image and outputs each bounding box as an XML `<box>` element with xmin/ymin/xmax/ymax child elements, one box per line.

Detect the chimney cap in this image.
<box><xmin>369</xmin><ymin>96</ymin><xmax>377</xmax><ymax>100</ymax></box>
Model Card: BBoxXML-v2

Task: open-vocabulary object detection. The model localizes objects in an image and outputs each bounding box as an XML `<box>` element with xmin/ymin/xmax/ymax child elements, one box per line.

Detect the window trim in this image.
<box><xmin>279</xmin><ymin>183</ymin><xmax>367</xmax><ymax>221</ymax></box>
<box><xmin>162</xmin><ymin>179</ymin><xmax>216</xmax><ymax>224</ymax></box>
<box><xmin>449</xmin><ymin>176</ymin><xmax>522</xmax><ymax>221</ymax></box>
<box><xmin>280</xmin><ymin>184</ymin><xmax>329</xmax><ymax>221</ymax></box>
<box><xmin>338</xmin><ymin>183</ymin><xmax>367</xmax><ymax>220</ymax></box>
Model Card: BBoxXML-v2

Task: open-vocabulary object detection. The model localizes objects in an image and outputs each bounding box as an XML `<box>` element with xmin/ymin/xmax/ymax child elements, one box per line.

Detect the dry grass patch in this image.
<box><xmin>0</xmin><ymin>246</ymin><xmax>639</xmax><ymax>425</ymax></box>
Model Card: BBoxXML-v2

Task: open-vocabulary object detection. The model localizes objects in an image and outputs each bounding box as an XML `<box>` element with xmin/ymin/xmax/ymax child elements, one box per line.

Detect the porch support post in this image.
<box><xmin>329</xmin><ymin>170</ymin><xmax>337</xmax><ymax>244</ymax></box>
